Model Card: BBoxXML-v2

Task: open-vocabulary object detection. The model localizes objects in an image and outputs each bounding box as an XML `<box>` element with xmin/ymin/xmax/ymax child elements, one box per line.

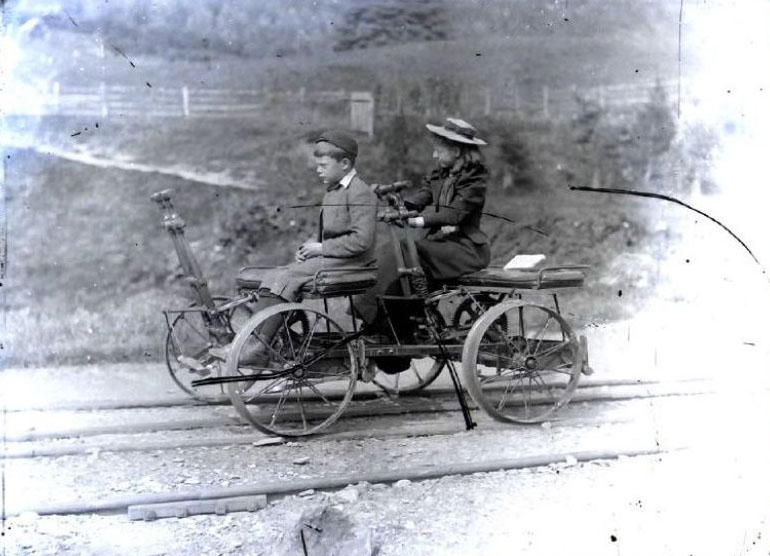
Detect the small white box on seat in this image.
<box><xmin>504</xmin><ymin>254</ymin><xmax>546</xmax><ymax>270</ymax></box>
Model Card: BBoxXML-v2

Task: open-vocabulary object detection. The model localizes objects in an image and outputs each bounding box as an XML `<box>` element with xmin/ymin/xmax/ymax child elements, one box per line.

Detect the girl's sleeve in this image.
<box><xmin>421</xmin><ymin>169</ymin><xmax>488</xmax><ymax>227</ymax></box>
<box><xmin>403</xmin><ymin>176</ymin><xmax>434</xmax><ymax>211</ymax></box>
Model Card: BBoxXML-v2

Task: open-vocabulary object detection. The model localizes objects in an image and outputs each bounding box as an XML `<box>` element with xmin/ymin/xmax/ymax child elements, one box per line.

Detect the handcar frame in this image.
<box><xmin>152</xmin><ymin>184</ymin><xmax>592</xmax><ymax>437</ymax></box>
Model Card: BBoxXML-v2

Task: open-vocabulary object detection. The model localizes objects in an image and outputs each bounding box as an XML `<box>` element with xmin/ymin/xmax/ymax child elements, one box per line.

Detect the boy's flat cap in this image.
<box><xmin>315</xmin><ymin>130</ymin><xmax>358</xmax><ymax>158</ymax></box>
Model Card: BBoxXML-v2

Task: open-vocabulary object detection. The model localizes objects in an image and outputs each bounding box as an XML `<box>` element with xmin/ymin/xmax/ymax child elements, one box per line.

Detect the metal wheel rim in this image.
<box><xmin>462</xmin><ymin>300</ymin><xmax>582</xmax><ymax>424</ymax></box>
<box><xmin>226</xmin><ymin>303</ymin><xmax>358</xmax><ymax>437</ymax></box>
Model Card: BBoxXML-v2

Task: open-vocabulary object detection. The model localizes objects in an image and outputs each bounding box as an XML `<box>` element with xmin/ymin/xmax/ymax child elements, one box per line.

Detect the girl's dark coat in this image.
<box><xmin>404</xmin><ymin>161</ymin><xmax>491</xmax><ymax>280</ymax></box>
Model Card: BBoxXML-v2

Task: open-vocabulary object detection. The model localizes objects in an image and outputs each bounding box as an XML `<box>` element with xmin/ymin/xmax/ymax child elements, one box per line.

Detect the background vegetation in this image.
<box><xmin>3</xmin><ymin>0</ymin><xmax>716</xmax><ymax>366</ymax></box>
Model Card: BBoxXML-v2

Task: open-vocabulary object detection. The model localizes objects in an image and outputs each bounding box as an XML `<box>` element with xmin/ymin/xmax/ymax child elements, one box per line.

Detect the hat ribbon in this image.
<box><xmin>443</xmin><ymin>120</ymin><xmax>478</xmax><ymax>140</ymax></box>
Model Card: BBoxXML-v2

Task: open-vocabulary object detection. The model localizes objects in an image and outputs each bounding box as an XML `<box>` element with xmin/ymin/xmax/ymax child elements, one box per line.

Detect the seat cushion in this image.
<box><xmin>236</xmin><ymin>266</ymin><xmax>377</xmax><ymax>297</ymax></box>
<box><xmin>446</xmin><ymin>267</ymin><xmax>586</xmax><ymax>289</ymax></box>
<box><xmin>235</xmin><ymin>267</ymin><xmax>266</xmax><ymax>290</ymax></box>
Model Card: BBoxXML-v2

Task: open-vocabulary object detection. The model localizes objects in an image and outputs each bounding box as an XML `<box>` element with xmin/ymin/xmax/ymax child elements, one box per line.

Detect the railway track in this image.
<box><xmin>5</xmin><ymin>373</ymin><xmax>767</xmax><ymax>519</ymax></box>
<box><xmin>5</xmin><ymin>376</ymin><xmax>717</xmax><ymax>458</ymax></box>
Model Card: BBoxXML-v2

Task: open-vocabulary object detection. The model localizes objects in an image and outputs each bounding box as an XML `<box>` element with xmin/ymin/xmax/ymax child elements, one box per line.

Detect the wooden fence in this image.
<box><xmin>5</xmin><ymin>78</ymin><xmax>681</xmax><ymax>131</ymax></box>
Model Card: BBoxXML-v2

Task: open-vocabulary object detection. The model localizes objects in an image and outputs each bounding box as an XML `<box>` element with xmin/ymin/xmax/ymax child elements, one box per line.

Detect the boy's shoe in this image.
<box><xmin>208</xmin><ymin>345</ymin><xmax>230</xmax><ymax>362</ymax></box>
<box><xmin>177</xmin><ymin>355</ymin><xmax>210</xmax><ymax>376</ymax></box>
<box><xmin>208</xmin><ymin>344</ymin><xmax>269</xmax><ymax>368</ymax></box>
<box><xmin>358</xmin><ymin>359</ymin><xmax>378</xmax><ymax>383</ymax></box>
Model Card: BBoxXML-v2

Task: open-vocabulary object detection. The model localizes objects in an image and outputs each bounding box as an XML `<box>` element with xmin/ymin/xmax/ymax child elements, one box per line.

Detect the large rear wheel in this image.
<box><xmin>462</xmin><ymin>300</ymin><xmax>582</xmax><ymax>424</ymax></box>
<box><xmin>225</xmin><ymin>304</ymin><xmax>358</xmax><ymax>437</ymax></box>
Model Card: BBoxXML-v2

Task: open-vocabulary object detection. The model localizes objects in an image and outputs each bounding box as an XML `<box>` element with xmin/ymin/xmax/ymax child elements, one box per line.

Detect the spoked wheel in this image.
<box><xmin>225</xmin><ymin>303</ymin><xmax>358</xmax><ymax>437</ymax></box>
<box><xmin>462</xmin><ymin>300</ymin><xmax>583</xmax><ymax>424</ymax></box>
<box><xmin>165</xmin><ymin>296</ymin><xmax>254</xmax><ymax>402</ymax></box>
<box><xmin>372</xmin><ymin>358</ymin><xmax>445</xmax><ymax>395</ymax></box>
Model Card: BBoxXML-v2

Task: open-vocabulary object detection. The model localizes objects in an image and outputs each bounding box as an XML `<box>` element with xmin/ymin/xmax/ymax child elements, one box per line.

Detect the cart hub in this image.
<box><xmin>524</xmin><ymin>356</ymin><xmax>538</xmax><ymax>370</ymax></box>
<box><xmin>283</xmin><ymin>361</ymin><xmax>305</xmax><ymax>377</ymax></box>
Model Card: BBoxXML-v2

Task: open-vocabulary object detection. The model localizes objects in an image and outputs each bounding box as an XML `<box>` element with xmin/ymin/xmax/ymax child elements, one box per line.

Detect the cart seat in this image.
<box><xmin>236</xmin><ymin>266</ymin><xmax>377</xmax><ymax>298</ymax></box>
<box><xmin>445</xmin><ymin>265</ymin><xmax>588</xmax><ymax>290</ymax></box>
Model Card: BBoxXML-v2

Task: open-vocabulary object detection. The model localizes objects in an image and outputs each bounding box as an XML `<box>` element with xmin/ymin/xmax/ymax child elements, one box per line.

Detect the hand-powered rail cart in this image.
<box><xmin>152</xmin><ymin>185</ymin><xmax>592</xmax><ymax>437</ymax></box>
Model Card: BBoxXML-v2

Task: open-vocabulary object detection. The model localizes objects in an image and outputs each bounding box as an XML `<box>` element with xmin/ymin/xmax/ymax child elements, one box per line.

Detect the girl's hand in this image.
<box><xmin>406</xmin><ymin>216</ymin><xmax>425</xmax><ymax>228</ymax></box>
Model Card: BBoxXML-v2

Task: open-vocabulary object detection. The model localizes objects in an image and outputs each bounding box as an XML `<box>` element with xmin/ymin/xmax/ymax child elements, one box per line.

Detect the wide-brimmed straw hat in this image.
<box><xmin>425</xmin><ymin>117</ymin><xmax>487</xmax><ymax>146</ymax></box>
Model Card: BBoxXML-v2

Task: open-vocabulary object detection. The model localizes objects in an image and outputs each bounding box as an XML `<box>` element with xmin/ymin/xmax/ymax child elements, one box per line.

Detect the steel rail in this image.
<box><xmin>5</xmin><ymin>446</ymin><xmax>679</xmax><ymax>517</ymax></box>
<box><xmin>2</xmin><ymin>376</ymin><xmax>708</xmax><ymax>413</ymax></box>
<box><xmin>5</xmin><ymin>380</ymin><xmax>733</xmax><ymax>458</ymax></box>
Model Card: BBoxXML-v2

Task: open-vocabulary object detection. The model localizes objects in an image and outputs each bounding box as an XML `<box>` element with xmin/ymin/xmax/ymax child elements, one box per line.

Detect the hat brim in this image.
<box><xmin>426</xmin><ymin>123</ymin><xmax>487</xmax><ymax>146</ymax></box>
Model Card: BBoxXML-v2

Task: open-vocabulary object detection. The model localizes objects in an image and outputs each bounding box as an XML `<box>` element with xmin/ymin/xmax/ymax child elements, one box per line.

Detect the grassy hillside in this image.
<box><xmin>1</xmin><ymin>1</ymin><xmax>697</xmax><ymax>365</ymax></box>
<box><xmin>10</xmin><ymin>1</ymin><xmax>680</xmax><ymax>94</ymax></box>
<box><xmin>3</xmin><ymin>108</ymin><xmax>673</xmax><ymax>366</ymax></box>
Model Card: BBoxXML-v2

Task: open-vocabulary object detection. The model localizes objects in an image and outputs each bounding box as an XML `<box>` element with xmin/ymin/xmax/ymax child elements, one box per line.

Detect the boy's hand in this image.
<box><xmin>296</xmin><ymin>241</ymin><xmax>323</xmax><ymax>261</ymax></box>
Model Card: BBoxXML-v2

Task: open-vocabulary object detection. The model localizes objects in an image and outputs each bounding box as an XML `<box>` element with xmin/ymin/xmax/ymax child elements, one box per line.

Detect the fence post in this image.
<box><xmin>100</xmin><ymin>82</ymin><xmax>108</xmax><ymax>117</ymax></box>
<box><xmin>542</xmin><ymin>85</ymin><xmax>550</xmax><ymax>119</ymax></box>
<box><xmin>484</xmin><ymin>88</ymin><xmax>491</xmax><ymax>116</ymax></box>
<box><xmin>350</xmin><ymin>91</ymin><xmax>374</xmax><ymax>137</ymax></box>
<box><xmin>182</xmin><ymin>86</ymin><xmax>190</xmax><ymax>117</ymax></box>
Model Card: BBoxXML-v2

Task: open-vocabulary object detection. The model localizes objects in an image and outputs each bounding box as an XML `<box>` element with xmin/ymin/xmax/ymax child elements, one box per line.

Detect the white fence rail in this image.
<box><xmin>4</xmin><ymin>79</ymin><xmax>681</xmax><ymax>126</ymax></box>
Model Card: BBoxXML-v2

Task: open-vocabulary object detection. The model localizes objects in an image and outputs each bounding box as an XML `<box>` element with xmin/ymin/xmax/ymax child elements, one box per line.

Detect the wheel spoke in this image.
<box><xmin>530</xmin><ymin>372</ymin><xmax>559</xmax><ymax>402</ymax></box>
<box><xmin>282</xmin><ymin>313</ymin><xmax>299</xmax><ymax>360</ymax></box>
<box><xmin>531</xmin><ymin>316</ymin><xmax>553</xmax><ymax>356</ymax></box>
<box><xmin>295</xmin><ymin>383</ymin><xmax>308</xmax><ymax>431</ymax></box>
<box><xmin>269</xmin><ymin>380</ymin><xmax>293</xmax><ymax>426</ymax></box>
<box><xmin>496</xmin><ymin>371</ymin><xmax>526</xmax><ymax>411</ymax></box>
<box><xmin>251</xmin><ymin>331</ymin><xmax>288</xmax><ymax>364</ymax></box>
<box><xmin>533</xmin><ymin>340</ymin><xmax>572</xmax><ymax>359</ymax></box>
<box><xmin>243</xmin><ymin>375</ymin><xmax>286</xmax><ymax>404</ymax></box>
<box><xmin>300</xmin><ymin>378</ymin><xmax>333</xmax><ymax>406</ymax></box>
<box><xmin>298</xmin><ymin>315</ymin><xmax>322</xmax><ymax>360</ymax></box>
<box><xmin>478</xmin><ymin>364</ymin><xmax>527</xmax><ymax>384</ymax></box>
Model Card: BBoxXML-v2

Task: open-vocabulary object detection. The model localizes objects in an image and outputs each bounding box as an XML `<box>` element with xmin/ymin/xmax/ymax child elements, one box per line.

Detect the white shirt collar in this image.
<box><xmin>339</xmin><ymin>168</ymin><xmax>357</xmax><ymax>189</ymax></box>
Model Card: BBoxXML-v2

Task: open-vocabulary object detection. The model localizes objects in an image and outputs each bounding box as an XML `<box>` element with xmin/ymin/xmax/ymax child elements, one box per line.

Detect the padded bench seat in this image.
<box><xmin>445</xmin><ymin>266</ymin><xmax>588</xmax><ymax>290</ymax></box>
<box><xmin>236</xmin><ymin>266</ymin><xmax>377</xmax><ymax>298</ymax></box>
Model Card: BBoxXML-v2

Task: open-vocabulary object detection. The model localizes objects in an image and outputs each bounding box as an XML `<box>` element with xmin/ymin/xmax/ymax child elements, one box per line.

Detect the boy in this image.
<box><xmin>260</xmin><ymin>130</ymin><xmax>377</xmax><ymax>299</ymax></box>
<box><xmin>212</xmin><ymin>130</ymin><xmax>376</xmax><ymax>363</ymax></box>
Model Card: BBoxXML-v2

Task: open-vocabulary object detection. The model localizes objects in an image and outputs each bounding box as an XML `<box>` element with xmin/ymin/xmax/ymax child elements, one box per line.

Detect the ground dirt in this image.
<box><xmin>3</xmin><ymin>293</ymin><xmax>770</xmax><ymax>555</ymax></box>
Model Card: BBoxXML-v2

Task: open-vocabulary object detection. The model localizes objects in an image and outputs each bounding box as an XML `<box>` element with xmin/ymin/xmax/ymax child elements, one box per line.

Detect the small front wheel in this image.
<box><xmin>164</xmin><ymin>296</ymin><xmax>253</xmax><ymax>402</ymax></box>
<box><xmin>225</xmin><ymin>304</ymin><xmax>358</xmax><ymax>437</ymax></box>
<box><xmin>462</xmin><ymin>300</ymin><xmax>582</xmax><ymax>424</ymax></box>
